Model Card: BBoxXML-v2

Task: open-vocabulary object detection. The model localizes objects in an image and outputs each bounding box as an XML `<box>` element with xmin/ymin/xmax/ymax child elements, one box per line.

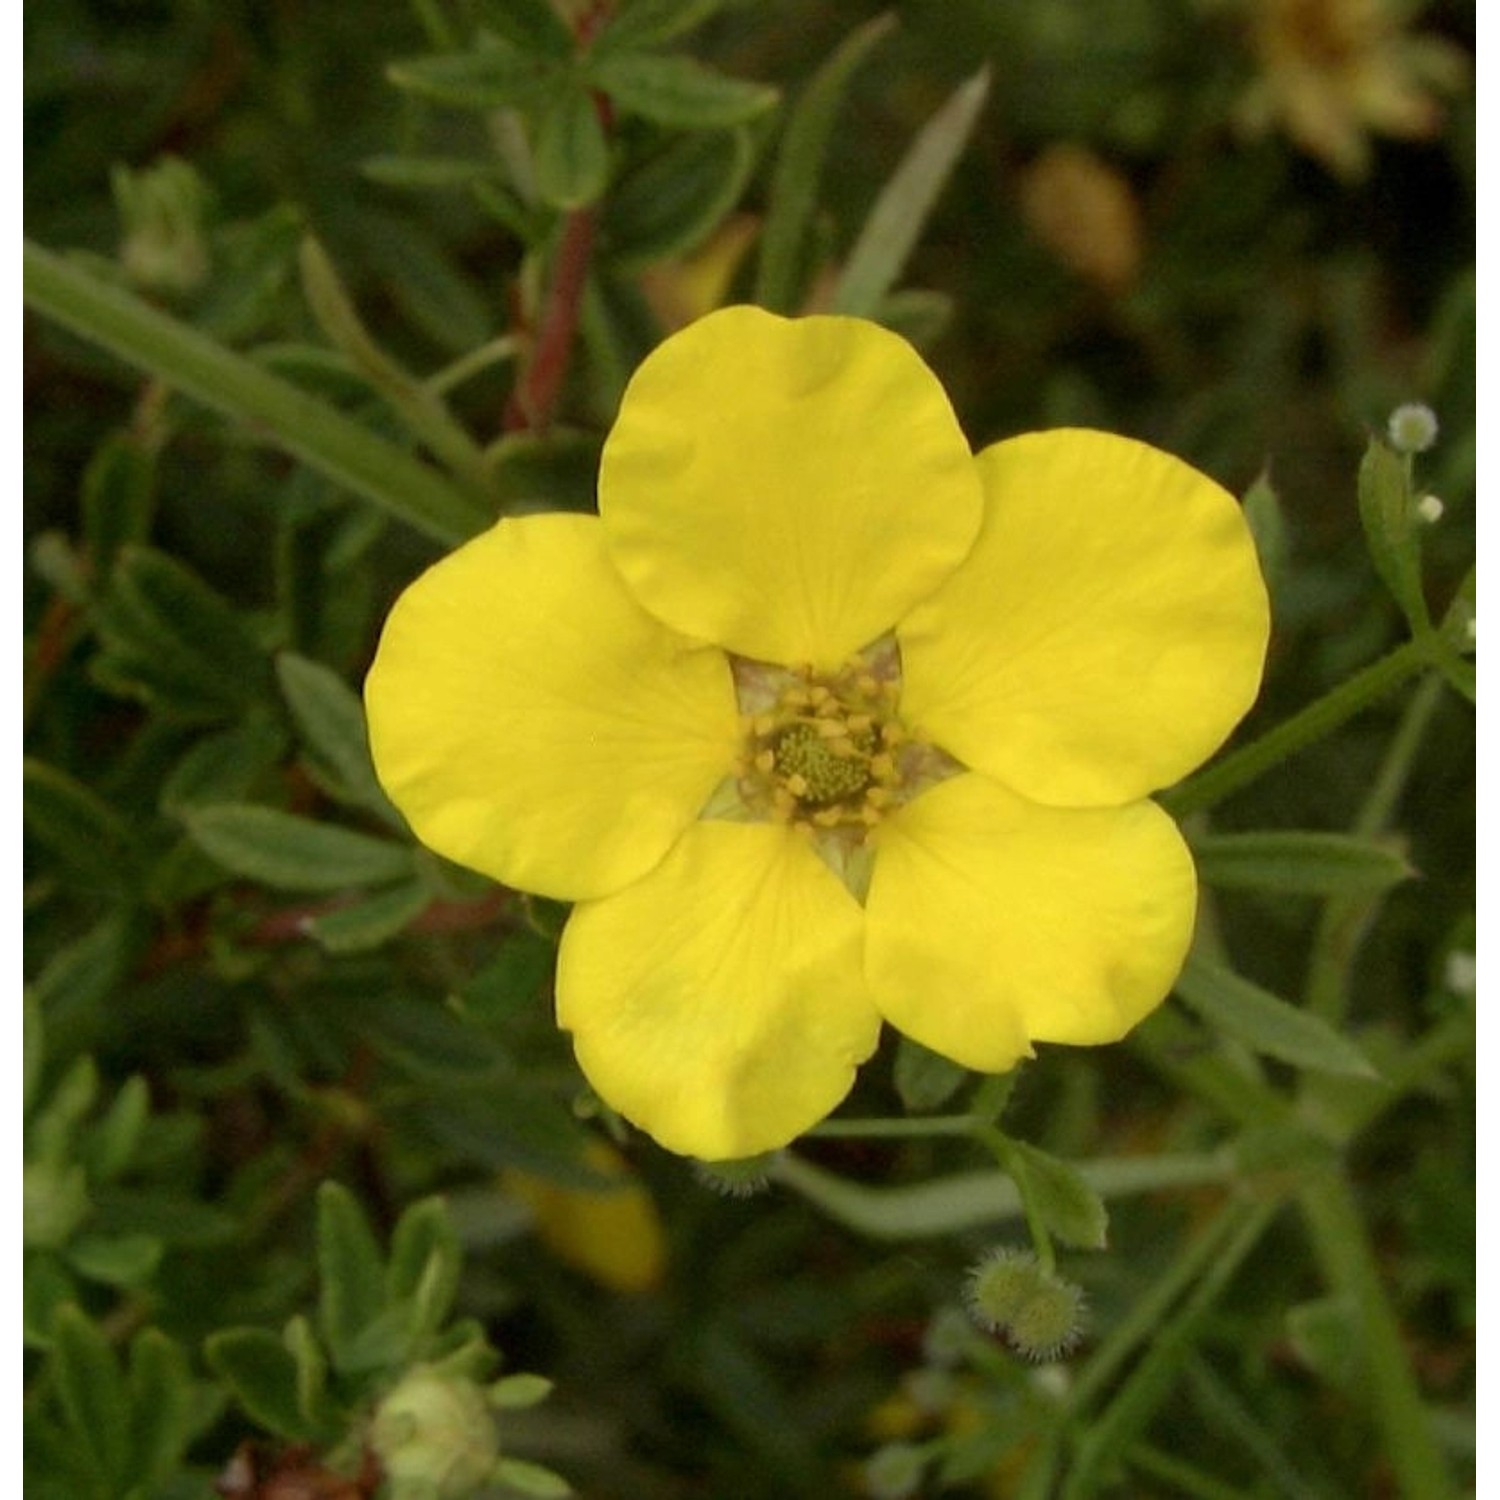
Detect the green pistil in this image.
<box><xmin>773</xmin><ymin>722</ymin><xmax>873</xmax><ymax>806</ymax></box>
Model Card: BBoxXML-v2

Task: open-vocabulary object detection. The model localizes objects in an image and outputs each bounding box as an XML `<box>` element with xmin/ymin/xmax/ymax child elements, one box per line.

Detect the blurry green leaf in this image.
<box><xmin>24</xmin><ymin>1161</ymin><xmax>91</xmax><ymax>1249</ymax></box>
<box><xmin>93</xmin><ymin>546</ymin><xmax>270</xmax><ymax>720</ymax></box>
<box><xmin>83</xmin><ymin>1075</ymin><xmax>150</xmax><ymax>1182</ymax></box>
<box><xmin>597</xmin><ymin>0</ymin><xmax>727</xmax><ymax>52</ymax></box>
<box><xmin>893</xmin><ymin>1035</ymin><xmax>967</xmax><ymax>1113</ymax></box>
<box><xmin>386</xmin><ymin>41</ymin><xmax>555</xmax><ymax>110</ymax></box>
<box><xmin>31</xmin><ymin>914</ymin><xmax>146</xmax><ymax>1054</ymax></box>
<box><xmin>339</xmin><ymin>1302</ymin><xmax>420</xmax><ymax>1372</ymax></box>
<box><xmin>604</xmin><ymin>125</ymin><xmax>756</xmax><ymax>265</ymax></box>
<box><xmin>158</xmin><ymin>713</ymin><xmax>288</xmax><ymax>817</ymax></box>
<box><xmin>24</xmin><ymin>993</ymin><xmax>44</xmax><ymax>1112</ymax></box>
<box><xmin>198</xmin><ymin>203</ymin><xmax>304</xmax><ymax>344</ymax></box>
<box><xmin>29</xmin><ymin>1056</ymin><xmax>101</xmax><ymax>1160</ymax></box>
<box><xmin>471</xmin><ymin>177</ymin><xmax>544</xmax><ymax>241</ymax></box>
<box><xmin>205</xmin><ymin>1327</ymin><xmax>316</xmax><ymax>1441</ymax></box>
<box><xmin>756</xmin><ymin>11</ymin><xmax>895</xmax><ymax>313</ymax></box>
<box><xmin>80</xmin><ymin>431</ymin><xmax>156</xmax><ymax>575</ymax></box>
<box><xmin>125</xmin><ymin>1329</ymin><xmax>195</xmax><ymax>1489</ymax></box>
<box><xmin>486</xmin><ymin>427</ymin><xmax>602</xmax><ymax>509</ymax></box>
<box><xmin>875</xmin><ymin>288</ymin><xmax>953</xmax><ymax>347</ymax></box>
<box><xmin>51</xmin><ymin>1304</ymin><xmax>130</xmax><ymax>1483</ymax></box>
<box><xmin>1176</xmin><ymin>953</ymin><xmax>1378</xmax><ymax>1077</ymax></box>
<box><xmin>283</xmin><ymin>1314</ymin><xmax>340</xmax><ymax>1439</ymax></box>
<box><xmin>475</xmin><ymin>0</ymin><xmax>575</xmax><ymax>57</ymax></box>
<box><xmin>24</xmin><ymin>1254</ymin><xmax>76</xmax><ymax>1351</ymax></box>
<box><xmin>1194</xmin><ymin>831</ymin><xmax>1414</xmax><ymax>896</ymax></box>
<box><xmin>89</xmin><ymin>1187</ymin><xmax>235</xmax><ymax>1247</ymax></box>
<box><xmin>184</xmin><ymin>804</ymin><xmax>416</xmax><ymax>892</ymax></box>
<box><xmin>361</xmin><ymin>994</ymin><xmax>513</xmax><ymax>1077</ymax></box>
<box><xmin>1004</xmin><ymin>1139</ymin><xmax>1108</xmax><ymax>1251</ymax></box>
<box><xmin>589</xmin><ymin>51</ymin><xmax>777</xmax><ymax>128</ymax></box>
<box><xmin>65</xmin><ymin>1231</ymin><xmax>162</xmax><ymax>1287</ymax></box>
<box><xmin>1242</xmin><ymin>467</ymin><xmax>1288</xmax><ymax>597</ymax></box>
<box><xmin>533</xmin><ymin>85</ymin><xmax>610</xmax><ymax>210</ymax></box>
<box><xmin>388</xmin><ymin>1197</ymin><xmax>461</xmax><ymax>1307</ymax></box>
<box><xmin>1432</xmin><ymin>565</ymin><xmax>1476</xmax><ymax>701</ymax></box>
<box><xmin>1357</xmin><ymin>437</ymin><xmax>1429</xmax><ymax>634</ymax></box>
<box><xmin>491</xmin><ymin>1372</ymin><xmax>555</xmax><ymax>1409</ymax></box>
<box><xmin>495</xmin><ymin>1457</ymin><xmax>573</xmax><ymax>1497</ymax></box>
<box><xmin>362</xmin><ymin>154</ymin><xmax>501</xmax><ymax>191</ymax></box>
<box><xmin>317</xmin><ymin>1181</ymin><xmax>389</xmax><ymax>1373</ymax></box>
<box><xmin>1285</xmin><ymin>1295</ymin><xmax>1362</xmax><ymax>1392</ymax></box>
<box><xmin>460</xmin><ymin>928</ymin><xmax>555</xmax><ymax>1025</ymax></box>
<box><xmin>408</xmin><ymin>1238</ymin><xmax>463</xmax><ymax>1344</ymax></box>
<box><xmin>306</xmin><ymin>881</ymin><xmax>431</xmax><ymax>953</ymax></box>
<box><xmin>830</xmin><ymin>65</ymin><xmax>990</xmax><ymax>316</ymax></box>
<box><xmin>24</xmin><ymin>759</ymin><xmax>139</xmax><ymax>896</ymax></box>
<box><xmin>276</xmin><ymin>652</ymin><xmax>397</xmax><ymax>823</ymax></box>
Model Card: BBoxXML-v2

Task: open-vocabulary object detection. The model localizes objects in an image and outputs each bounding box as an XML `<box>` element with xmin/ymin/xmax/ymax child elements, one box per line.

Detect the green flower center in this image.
<box><xmin>772</xmin><ymin>721</ymin><xmax>878</xmax><ymax>806</ymax></box>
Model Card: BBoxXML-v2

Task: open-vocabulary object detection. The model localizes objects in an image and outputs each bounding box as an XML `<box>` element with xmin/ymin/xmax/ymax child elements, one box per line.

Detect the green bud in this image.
<box><xmin>964</xmin><ymin>1246</ymin><xmax>1087</xmax><ymax>1362</ymax></box>
<box><xmin>370</xmin><ymin>1365</ymin><xmax>501</xmax><ymax>1499</ymax></box>
<box><xmin>111</xmin><ymin>156</ymin><xmax>210</xmax><ymax>295</ymax></box>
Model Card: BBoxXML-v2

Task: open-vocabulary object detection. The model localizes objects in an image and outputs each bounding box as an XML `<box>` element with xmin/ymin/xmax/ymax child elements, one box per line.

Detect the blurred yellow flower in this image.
<box><xmin>1236</xmin><ymin>0</ymin><xmax>1468</xmax><ymax>179</ymax></box>
<box><xmin>366</xmin><ymin>306</ymin><xmax>1269</xmax><ymax>1161</ymax></box>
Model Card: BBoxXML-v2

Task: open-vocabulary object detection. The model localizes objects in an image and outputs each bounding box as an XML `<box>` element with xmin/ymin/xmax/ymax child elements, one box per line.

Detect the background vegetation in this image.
<box><xmin>24</xmin><ymin>1</ymin><xmax>1474</xmax><ymax>1496</ymax></box>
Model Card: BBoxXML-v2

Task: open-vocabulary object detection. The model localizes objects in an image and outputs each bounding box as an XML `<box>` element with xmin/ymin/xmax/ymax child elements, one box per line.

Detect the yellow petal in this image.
<box><xmin>600</xmin><ymin>305</ymin><xmax>982</xmax><ymax>668</ymax></box>
<box><xmin>866</xmin><ymin>774</ymin><xmax>1196</xmax><ymax>1068</ymax></box>
<box><xmin>557</xmin><ymin>819</ymin><xmax>881</xmax><ymax>1159</ymax></box>
<box><xmin>365</xmin><ymin>513</ymin><xmax>738</xmax><ymax>901</ymax></box>
<box><xmin>503</xmin><ymin>1140</ymin><xmax>667</xmax><ymax>1294</ymax></box>
<box><xmin>897</xmin><ymin>430</ymin><xmax>1269</xmax><ymax>807</ymax></box>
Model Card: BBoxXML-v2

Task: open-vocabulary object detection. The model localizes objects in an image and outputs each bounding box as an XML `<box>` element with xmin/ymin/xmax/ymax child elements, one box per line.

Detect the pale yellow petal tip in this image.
<box><xmin>503</xmin><ymin>1141</ymin><xmax>667</xmax><ymax>1294</ymax></box>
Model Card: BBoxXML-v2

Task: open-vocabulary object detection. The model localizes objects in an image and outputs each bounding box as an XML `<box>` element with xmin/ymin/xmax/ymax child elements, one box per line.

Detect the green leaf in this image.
<box><xmin>65</xmin><ymin>1232</ymin><xmax>162</xmax><ymax>1287</ymax></box>
<box><xmin>490</xmin><ymin>1372</ymin><xmax>555</xmax><ymax>1409</ymax></box>
<box><xmin>589</xmin><ymin>50</ymin><xmax>777</xmax><ymax>128</ymax></box>
<box><xmin>157</xmin><ymin>713</ymin><xmax>288</xmax><ymax>817</ymax></box>
<box><xmin>533</xmin><ymin>85</ymin><xmax>610</xmax><ymax>210</ymax></box>
<box><xmin>317</xmin><ymin>1181</ymin><xmax>389</xmax><ymax>1372</ymax></box>
<box><xmin>283</xmin><ymin>1314</ymin><xmax>340</xmax><ymax>1439</ymax></box>
<box><xmin>1241</xmin><ymin>467</ymin><xmax>1288</xmax><ymax>598</ymax></box>
<box><xmin>51</xmin><ymin>1304</ymin><xmax>131</xmax><ymax>1483</ymax></box>
<box><xmin>276</xmin><ymin>653</ymin><xmax>397</xmax><ymax>823</ymax></box>
<box><xmin>360</xmin><ymin>994</ymin><xmax>513</xmax><ymax>1077</ymax></box>
<box><xmin>893</xmin><ymin>1035</ymin><xmax>967</xmax><ymax>1113</ymax></box>
<box><xmin>306</xmin><ymin>881</ymin><xmax>432</xmax><ymax>953</ymax></box>
<box><xmin>1176</xmin><ymin>953</ymin><xmax>1379</xmax><ymax>1077</ymax></box>
<box><xmin>23</xmin><ymin>1254</ymin><xmax>77</xmax><ymax>1350</ymax></box>
<box><xmin>603</xmin><ymin>125</ymin><xmax>756</xmax><ymax>266</ymax></box>
<box><xmin>596</xmin><ymin>0</ymin><xmax>727</xmax><ymax>52</ymax></box>
<box><xmin>1194</xmin><ymin>831</ymin><xmax>1414</xmax><ymax>896</ymax></box>
<box><xmin>83</xmin><ymin>1076</ymin><xmax>150</xmax><ymax>1183</ymax></box>
<box><xmin>1357</xmin><ymin>437</ymin><xmax>1430</xmax><ymax>633</ymax></box>
<box><xmin>24</xmin><ymin>992</ymin><xmax>45</xmax><ymax>1112</ymax></box>
<box><xmin>830</xmin><ymin>65</ymin><xmax>990</xmax><ymax>316</ymax></box>
<box><xmin>386</xmin><ymin>41</ymin><xmax>555</xmax><ymax>110</ymax></box>
<box><xmin>23</xmin><ymin>759</ymin><xmax>139</xmax><ymax>896</ymax></box>
<box><xmin>755</xmin><ymin>12</ymin><xmax>896</xmax><ymax>313</ymax></box>
<box><xmin>183</xmin><ymin>804</ymin><xmax>416</xmax><ymax>892</ymax></box>
<box><xmin>1004</xmin><ymin>1139</ymin><xmax>1108</xmax><ymax>1251</ymax></box>
<box><xmin>80</xmin><ymin>431</ymin><xmax>157</xmax><ymax>574</ymax></box>
<box><xmin>494</xmin><ymin>1456</ymin><xmax>574</xmax><ymax>1497</ymax></box>
<box><xmin>204</xmin><ymin>1327</ymin><xmax>316</xmax><ymax>1441</ymax></box>
<box><xmin>362</xmin><ymin>154</ymin><xmax>501</xmax><ymax>191</ymax></box>
<box><xmin>126</xmin><ymin>1329</ymin><xmax>194</xmax><ymax>1489</ymax></box>
<box><xmin>388</xmin><ymin>1197</ymin><xmax>462</xmax><ymax>1306</ymax></box>
<box><xmin>1285</xmin><ymin>1294</ymin><xmax>1363</xmax><ymax>1393</ymax></box>
<box><xmin>475</xmin><ymin>0</ymin><xmax>575</xmax><ymax>56</ymax></box>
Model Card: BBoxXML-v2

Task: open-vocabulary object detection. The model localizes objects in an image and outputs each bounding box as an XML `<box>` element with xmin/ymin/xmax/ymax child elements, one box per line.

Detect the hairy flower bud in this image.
<box><xmin>369</xmin><ymin>1366</ymin><xmax>500</xmax><ymax>1499</ymax></box>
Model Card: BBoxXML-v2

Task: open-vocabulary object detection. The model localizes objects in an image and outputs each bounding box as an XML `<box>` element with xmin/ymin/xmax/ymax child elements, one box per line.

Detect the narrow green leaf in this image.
<box><xmin>360</xmin><ymin>994</ymin><xmax>513</xmax><ymax>1077</ymax></box>
<box><xmin>51</xmin><ymin>1304</ymin><xmax>131</xmax><ymax>1482</ymax></box>
<box><xmin>533</xmin><ymin>86</ymin><xmax>610</xmax><ymax>210</ymax></box>
<box><xmin>157</xmin><ymin>714</ymin><xmax>288</xmax><ymax>817</ymax></box>
<box><xmin>494</xmin><ymin>1456</ymin><xmax>574</xmax><ymax>1497</ymax></box>
<box><xmin>283</xmin><ymin>1314</ymin><xmax>340</xmax><ymax>1439</ymax></box>
<box><xmin>1194</xmin><ymin>831</ymin><xmax>1414</xmax><ymax>896</ymax></box>
<box><xmin>409</xmin><ymin>1241</ymin><xmax>463</xmax><ymax>1343</ymax></box>
<box><xmin>23</xmin><ymin>1254</ymin><xmax>77</xmax><ymax>1350</ymax></box>
<box><xmin>65</xmin><ymin>1232</ymin><xmax>162</xmax><ymax>1287</ymax></box>
<box><xmin>306</xmin><ymin>881</ymin><xmax>431</xmax><ymax>954</ymax></box>
<box><xmin>82</xmin><ymin>1076</ymin><xmax>150</xmax><ymax>1182</ymax></box>
<box><xmin>589</xmin><ymin>50</ymin><xmax>777</xmax><ymax>128</ymax></box>
<box><xmin>388</xmin><ymin>1197</ymin><xmax>461</xmax><ymax>1305</ymax></box>
<box><xmin>184</xmin><ymin>804</ymin><xmax>416</xmax><ymax>892</ymax></box>
<box><xmin>756</xmin><ymin>12</ymin><xmax>896</xmax><ymax>312</ymax></box>
<box><xmin>317</xmin><ymin>1181</ymin><xmax>389</xmax><ymax>1372</ymax></box>
<box><xmin>1241</xmin><ymin>467</ymin><xmax>1288</xmax><ymax>596</ymax></box>
<box><xmin>1357</xmin><ymin>437</ymin><xmax>1430</xmax><ymax>633</ymax></box>
<box><xmin>386</xmin><ymin>41</ymin><xmax>555</xmax><ymax>110</ymax></box>
<box><xmin>1005</xmin><ymin>1139</ymin><xmax>1109</xmax><ymax>1251</ymax></box>
<box><xmin>81</xmin><ymin>431</ymin><xmax>157</xmax><ymax>573</ymax></box>
<box><xmin>362</xmin><ymin>154</ymin><xmax>501</xmax><ymax>191</ymax></box>
<box><xmin>490</xmin><ymin>1372</ymin><xmax>555</xmax><ymax>1409</ymax></box>
<box><xmin>596</xmin><ymin>0</ymin><xmax>727</xmax><ymax>51</ymax></box>
<box><xmin>476</xmin><ymin>0</ymin><xmax>575</xmax><ymax>56</ymax></box>
<box><xmin>830</xmin><ymin>65</ymin><xmax>990</xmax><ymax>316</ymax></box>
<box><xmin>126</xmin><ymin>1329</ymin><xmax>194</xmax><ymax>1488</ymax></box>
<box><xmin>204</xmin><ymin>1328</ymin><xmax>316</xmax><ymax>1441</ymax></box>
<box><xmin>603</xmin><ymin>125</ymin><xmax>756</xmax><ymax>266</ymax></box>
<box><xmin>276</xmin><ymin>653</ymin><xmax>396</xmax><ymax>822</ymax></box>
<box><xmin>1176</xmin><ymin>953</ymin><xmax>1378</xmax><ymax>1077</ymax></box>
<box><xmin>893</xmin><ymin>1035</ymin><xmax>968</xmax><ymax>1113</ymax></box>
<box><xmin>23</xmin><ymin>241</ymin><xmax>488</xmax><ymax>545</ymax></box>
<box><xmin>23</xmin><ymin>759</ymin><xmax>138</xmax><ymax>896</ymax></box>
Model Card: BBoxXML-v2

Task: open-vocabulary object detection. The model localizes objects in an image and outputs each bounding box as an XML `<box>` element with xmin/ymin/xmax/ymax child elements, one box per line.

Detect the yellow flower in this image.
<box><xmin>1236</xmin><ymin>0</ymin><xmax>1468</xmax><ymax>179</ymax></box>
<box><xmin>366</xmin><ymin>307</ymin><xmax>1269</xmax><ymax>1161</ymax></box>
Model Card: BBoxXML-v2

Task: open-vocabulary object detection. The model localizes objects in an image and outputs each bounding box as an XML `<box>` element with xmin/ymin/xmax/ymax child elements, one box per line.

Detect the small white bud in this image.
<box><xmin>1444</xmin><ymin>951</ymin><xmax>1476</xmax><ymax>997</ymax></box>
<box><xmin>1416</xmin><ymin>494</ymin><xmax>1444</xmax><ymax>523</ymax></box>
<box><xmin>1387</xmin><ymin>403</ymin><xmax>1439</xmax><ymax>454</ymax></box>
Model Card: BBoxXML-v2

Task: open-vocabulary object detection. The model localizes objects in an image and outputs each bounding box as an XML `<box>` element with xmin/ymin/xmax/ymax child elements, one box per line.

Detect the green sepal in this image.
<box><xmin>1357</xmin><ymin>437</ymin><xmax>1430</xmax><ymax>634</ymax></box>
<box><xmin>893</xmin><ymin>1035</ymin><xmax>968</xmax><ymax>1113</ymax></box>
<box><xmin>204</xmin><ymin>1327</ymin><xmax>318</xmax><ymax>1441</ymax></box>
<box><xmin>183</xmin><ymin>803</ymin><xmax>417</xmax><ymax>892</ymax></box>
<box><xmin>588</xmin><ymin>50</ymin><xmax>777</xmax><ymax>128</ymax></box>
<box><xmin>533</xmin><ymin>84</ymin><xmax>610</xmax><ymax>210</ymax></box>
<box><xmin>1176</xmin><ymin>952</ymin><xmax>1378</xmax><ymax>1078</ymax></box>
<box><xmin>317</xmin><ymin>1181</ymin><xmax>389</xmax><ymax>1374</ymax></box>
<box><xmin>1193</xmin><ymin>831</ymin><xmax>1414</xmax><ymax>897</ymax></box>
<box><xmin>1003</xmin><ymin>1139</ymin><xmax>1109</xmax><ymax>1251</ymax></box>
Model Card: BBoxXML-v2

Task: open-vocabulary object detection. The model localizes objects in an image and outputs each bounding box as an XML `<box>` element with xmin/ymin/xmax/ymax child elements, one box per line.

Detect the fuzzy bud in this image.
<box><xmin>965</xmin><ymin>1247</ymin><xmax>1087</xmax><ymax>1363</ymax></box>
<box><xmin>369</xmin><ymin>1366</ymin><xmax>501</xmax><ymax>1499</ymax></box>
<box><xmin>1387</xmin><ymin>403</ymin><xmax>1439</xmax><ymax>454</ymax></box>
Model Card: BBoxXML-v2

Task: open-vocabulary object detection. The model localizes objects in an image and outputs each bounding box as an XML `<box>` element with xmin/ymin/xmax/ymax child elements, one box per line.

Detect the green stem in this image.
<box><xmin>975</xmin><ymin>1123</ymin><xmax>1056</xmax><ymax>1273</ymax></box>
<box><xmin>1162</xmin><ymin>641</ymin><xmax>1432</xmax><ymax>818</ymax></box>
<box><xmin>1126</xmin><ymin>1444</ymin><xmax>1258</xmax><ymax>1500</ymax></box>
<box><xmin>23</xmin><ymin>240</ymin><xmax>489</xmax><ymax>546</ymax></box>
<box><xmin>424</xmin><ymin>335</ymin><xmax>520</xmax><ymax>398</ymax></box>
<box><xmin>1298</xmin><ymin>1165</ymin><xmax>1455</xmax><ymax>1500</ymax></box>
<box><xmin>808</xmin><ymin>1114</ymin><xmax>979</xmax><ymax>1140</ymax></box>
